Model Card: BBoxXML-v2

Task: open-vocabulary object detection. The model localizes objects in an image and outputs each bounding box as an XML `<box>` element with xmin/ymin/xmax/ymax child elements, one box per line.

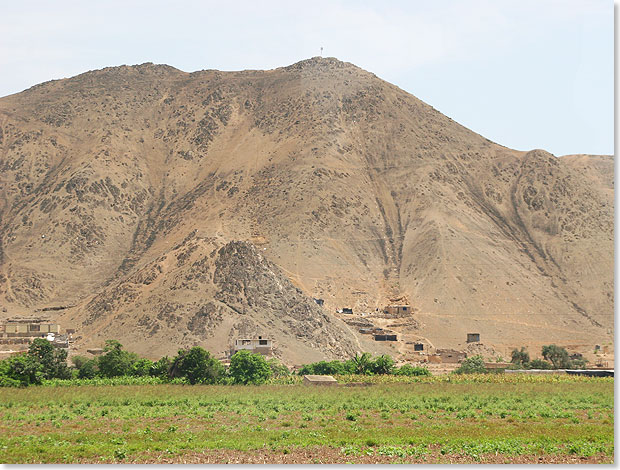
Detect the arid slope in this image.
<box><xmin>0</xmin><ymin>58</ymin><xmax>612</xmax><ymax>361</ymax></box>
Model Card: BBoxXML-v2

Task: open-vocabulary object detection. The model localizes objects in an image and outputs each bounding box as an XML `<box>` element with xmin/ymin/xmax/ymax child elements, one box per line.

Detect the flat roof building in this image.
<box><xmin>232</xmin><ymin>336</ymin><xmax>273</xmax><ymax>356</ymax></box>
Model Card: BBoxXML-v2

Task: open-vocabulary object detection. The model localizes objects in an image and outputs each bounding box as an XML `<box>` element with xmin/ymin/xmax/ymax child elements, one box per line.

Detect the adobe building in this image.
<box><xmin>0</xmin><ymin>318</ymin><xmax>65</xmax><ymax>351</ymax></box>
<box><xmin>0</xmin><ymin>318</ymin><xmax>60</xmax><ymax>338</ymax></box>
<box><xmin>435</xmin><ymin>349</ymin><xmax>467</xmax><ymax>363</ymax></box>
<box><xmin>232</xmin><ymin>336</ymin><xmax>273</xmax><ymax>356</ymax></box>
<box><xmin>383</xmin><ymin>305</ymin><xmax>411</xmax><ymax>316</ymax></box>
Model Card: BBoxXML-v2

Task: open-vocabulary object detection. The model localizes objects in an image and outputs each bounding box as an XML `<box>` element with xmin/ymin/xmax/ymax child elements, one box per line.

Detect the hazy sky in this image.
<box><xmin>0</xmin><ymin>0</ymin><xmax>613</xmax><ymax>156</ymax></box>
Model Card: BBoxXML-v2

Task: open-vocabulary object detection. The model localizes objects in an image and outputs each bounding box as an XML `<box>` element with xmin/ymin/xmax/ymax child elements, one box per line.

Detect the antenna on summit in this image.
<box><xmin>320</xmin><ymin>47</ymin><xmax>323</xmax><ymax>57</ymax></box>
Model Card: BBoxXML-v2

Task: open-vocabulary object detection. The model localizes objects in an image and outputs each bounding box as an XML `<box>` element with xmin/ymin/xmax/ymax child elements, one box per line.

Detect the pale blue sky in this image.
<box><xmin>0</xmin><ymin>0</ymin><xmax>613</xmax><ymax>156</ymax></box>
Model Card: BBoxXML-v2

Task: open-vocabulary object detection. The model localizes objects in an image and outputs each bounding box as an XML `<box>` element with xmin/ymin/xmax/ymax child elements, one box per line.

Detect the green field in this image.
<box><xmin>0</xmin><ymin>376</ymin><xmax>613</xmax><ymax>464</ymax></box>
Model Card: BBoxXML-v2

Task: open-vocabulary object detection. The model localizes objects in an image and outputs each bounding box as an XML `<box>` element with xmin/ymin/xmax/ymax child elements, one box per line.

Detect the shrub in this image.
<box><xmin>298</xmin><ymin>360</ymin><xmax>347</xmax><ymax>376</ymax></box>
<box><xmin>297</xmin><ymin>362</ymin><xmax>313</xmax><ymax>376</ymax></box>
<box><xmin>529</xmin><ymin>359</ymin><xmax>553</xmax><ymax>370</ymax></box>
<box><xmin>454</xmin><ymin>355</ymin><xmax>486</xmax><ymax>374</ymax></box>
<box><xmin>170</xmin><ymin>347</ymin><xmax>224</xmax><ymax>384</ymax></box>
<box><xmin>267</xmin><ymin>358</ymin><xmax>290</xmax><ymax>378</ymax></box>
<box><xmin>229</xmin><ymin>350</ymin><xmax>272</xmax><ymax>385</ymax></box>
<box><xmin>0</xmin><ymin>374</ymin><xmax>21</xmax><ymax>387</ymax></box>
<box><xmin>370</xmin><ymin>355</ymin><xmax>395</xmax><ymax>375</ymax></box>
<box><xmin>298</xmin><ymin>354</ymin><xmax>400</xmax><ymax>376</ymax></box>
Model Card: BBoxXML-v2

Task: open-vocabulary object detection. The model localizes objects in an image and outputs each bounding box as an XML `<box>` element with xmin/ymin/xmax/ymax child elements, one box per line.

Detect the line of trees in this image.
<box><xmin>0</xmin><ymin>338</ymin><xmax>71</xmax><ymax>386</ymax></box>
<box><xmin>0</xmin><ymin>340</ymin><xmax>283</xmax><ymax>387</ymax></box>
<box><xmin>71</xmin><ymin>341</ymin><xmax>283</xmax><ymax>385</ymax></box>
<box><xmin>510</xmin><ymin>345</ymin><xmax>587</xmax><ymax>370</ymax></box>
<box><xmin>1</xmin><ymin>340</ymin><xmax>430</xmax><ymax>387</ymax></box>
<box><xmin>297</xmin><ymin>352</ymin><xmax>431</xmax><ymax>376</ymax></box>
<box><xmin>0</xmin><ymin>339</ymin><xmax>588</xmax><ymax>387</ymax></box>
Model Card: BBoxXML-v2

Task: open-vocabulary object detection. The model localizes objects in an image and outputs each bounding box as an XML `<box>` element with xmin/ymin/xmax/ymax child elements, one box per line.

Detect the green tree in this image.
<box><xmin>541</xmin><ymin>345</ymin><xmax>570</xmax><ymax>369</ymax></box>
<box><xmin>569</xmin><ymin>356</ymin><xmax>588</xmax><ymax>369</ymax></box>
<box><xmin>98</xmin><ymin>340</ymin><xmax>139</xmax><ymax>378</ymax></box>
<box><xmin>298</xmin><ymin>360</ymin><xmax>347</xmax><ymax>376</ymax></box>
<box><xmin>78</xmin><ymin>359</ymin><xmax>98</xmax><ymax>379</ymax></box>
<box><xmin>150</xmin><ymin>356</ymin><xmax>172</xmax><ymax>379</ymax></box>
<box><xmin>170</xmin><ymin>347</ymin><xmax>224</xmax><ymax>384</ymax></box>
<box><xmin>267</xmin><ymin>358</ymin><xmax>290</xmax><ymax>378</ymax></box>
<box><xmin>71</xmin><ymin>355</ymin><xmax>90</xmax><ymax>369</ymax></box>
<box><xmin>71</xmin><ymin>355</ymin><xmax>98</xmax><ymax>379</ymax></box>
<box><xmin>229</xmin><ymin>350</ymin><xmax>271</xmax><ymax>385</ymax></box>
<box><xmin>350</xmin><ymin>352</ymin><xmax>373</xmax><ymax>375</ymax></box>
<box><xmin>454</xmin><ymin>355</ymin><xmax>486</xmax><ymax>374</ymax></box>
<box><xmin>510</xmin><ymin>347</ymin><xmax>530</xmax><ymax>367</ymax></box>
<box><xmin>131</xmin><ymin>358</ymin><xmax>154</xmax><ymax>377</ymax></box>
<box><xmin>28</xmin><ymin>338</ymin><xmax>71</xmax><ymax>380</ymax></box>
<box><xmin>0</xmin><ymin>358</ymin><xmax>22</xmax><ymax>387</ymax></box>
<box><xmin>3</xmin><ymin>353</ymin><xmax>43</xmax><ymax>386</ymax></box>
<box><xmin>370</xmin><ymin>354</ymin><xmax>395</xmax><ymax>375</ymax></box>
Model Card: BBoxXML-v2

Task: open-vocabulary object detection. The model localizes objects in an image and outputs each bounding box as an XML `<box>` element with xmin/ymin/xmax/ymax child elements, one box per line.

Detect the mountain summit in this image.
<box><xmin>0</xmin><ymin>59</ymin><xmax>612</xmax><ymax>362</ymax></box>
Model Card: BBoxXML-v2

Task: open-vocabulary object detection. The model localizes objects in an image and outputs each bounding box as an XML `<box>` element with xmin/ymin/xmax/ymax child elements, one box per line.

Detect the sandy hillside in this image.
<box><xmin>0</xmin><ymin>57</ymin><xmax>613</xmax><ymax>363</ymax></box>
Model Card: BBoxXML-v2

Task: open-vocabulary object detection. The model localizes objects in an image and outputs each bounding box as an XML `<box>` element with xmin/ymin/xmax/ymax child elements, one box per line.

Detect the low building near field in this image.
<box><xmin>0</xmin><ymin>318</ymin><xmax>63</xmax><ymax>351</ymax></box>
<box><xmin>435</xmin><ymin>349</ymin><xmax>466</xmax><ymax>363</ymax></box>
<box><xmin>303</xmin><ymin>375</ymin><xmax>338</xmax><ymax>386</ymax></box>
<box><xmin>1</xmin><ymin>318</ymin><xmax>60</xmax><ymax>338</ymax></box>
<box><xmin>232</xmin><ymin>336</ymin><xmax>273</xmax><ymax>356</ymax></box>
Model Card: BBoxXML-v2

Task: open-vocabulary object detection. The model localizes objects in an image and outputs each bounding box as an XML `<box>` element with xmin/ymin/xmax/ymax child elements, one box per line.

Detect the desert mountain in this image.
<box><xmin>0</xmin><ymin>57</ymin><xmax>613</xmax><ymax>362</ymax></box>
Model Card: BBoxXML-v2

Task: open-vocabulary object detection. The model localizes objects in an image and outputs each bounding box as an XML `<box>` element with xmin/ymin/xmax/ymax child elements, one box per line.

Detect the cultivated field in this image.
<box><xmin>0</xmin><ymin>375</ymin><xmax>613</xmax><ymax>464</ymax></box>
